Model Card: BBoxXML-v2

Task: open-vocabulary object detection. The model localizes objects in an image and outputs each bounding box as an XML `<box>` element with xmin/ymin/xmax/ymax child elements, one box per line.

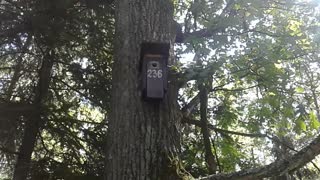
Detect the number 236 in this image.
<box><xmin>147</xmin><ymin>69</ymin><xmax>163</xmax><ymax>78</ymax></box>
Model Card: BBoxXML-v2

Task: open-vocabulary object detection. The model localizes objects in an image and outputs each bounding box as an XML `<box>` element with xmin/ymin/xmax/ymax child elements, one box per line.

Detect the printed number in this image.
<box><xmin>157</xmin><ymin>70</ymin><xmax>162</xmax><ymax>78</ymax></box>
<box><xmin>147</xmin><ymin>69</ymin><xmax>163</xmax><ymax>78</ymax></box>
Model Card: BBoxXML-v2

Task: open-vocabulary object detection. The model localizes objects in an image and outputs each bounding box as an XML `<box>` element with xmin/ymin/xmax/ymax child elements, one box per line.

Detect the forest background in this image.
<box><xmin>1</xmin><ymin>0</ymin><xmax>320</xmax><ymax>179</ymax></box>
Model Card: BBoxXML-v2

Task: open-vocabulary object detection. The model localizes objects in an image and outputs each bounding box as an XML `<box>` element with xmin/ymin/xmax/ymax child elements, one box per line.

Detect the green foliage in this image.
<box><xmin>178</xmin><ymin>0</ymin><xmax>320</xmax><ymax>178</ymax></box>
<box><xmin>310</xmin><ymin>111</ymin><xmax>320</xmax><ymax>130</ymax></box>
<box><xmin>1</xmin><ymin>0</ymin><xmax>320</xmax><ymax>179</ymax></box>
<box><xmin>0</xmin><ymin>0</ymin><xmax>113</xmax><ymax>178</ymax></box>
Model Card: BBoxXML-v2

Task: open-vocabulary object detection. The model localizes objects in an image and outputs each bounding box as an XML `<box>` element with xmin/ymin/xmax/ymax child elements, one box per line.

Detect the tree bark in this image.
<box><xmin>105</xmin><ymin>0</ymin><xmax>183</xmax><ymax>179</ymax></box>
<box><xmin>199</xmin><ymin>84</ymin><xmax>217</xmax><ymax>174</ymax></box>
<box><xmin>13</xmin><ymin>50</ymin><xmax>54</xmax><ymax>180</ymax></box>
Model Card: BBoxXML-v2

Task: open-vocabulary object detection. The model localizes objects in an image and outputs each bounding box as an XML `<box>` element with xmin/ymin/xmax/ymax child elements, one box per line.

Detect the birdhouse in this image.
<box><xmin>141</xmin><ymin>43</ymin><xmax>170</xmax><ymax>100</ymax></box>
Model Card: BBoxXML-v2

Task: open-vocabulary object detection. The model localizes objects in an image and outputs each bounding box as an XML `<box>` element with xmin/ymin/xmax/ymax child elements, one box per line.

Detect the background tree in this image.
<box><xmin>1</xmin><ymin>0</ymin><xmax>320</xmax><ymax>180</ymax></box>
<box><xmin>0</xmin><ymin>0</ymin><xmax>113</xmax><ymax>179</ymax></box>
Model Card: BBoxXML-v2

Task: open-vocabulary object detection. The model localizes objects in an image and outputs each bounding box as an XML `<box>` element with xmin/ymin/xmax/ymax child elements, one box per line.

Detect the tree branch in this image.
<box><xmin>182</xmin><ymin>117</ymin><xmax>267</xmax><ymax>138</ymax></box>
<box><xmin>181</xmin><ymin>93</ymin><xmax>199</xmax><ymax>116</ymax></box>
<box><xmin>183</xmin><ymin>28</ymin><xmax>288</xmax><ymax>41</ymax></box>
<box><xmin>181</xmin><ymin>84</ymin><xmax>258</xmax><ymax>119</ymax></box>
<box><xmin>199</xmin><ymin>82</ymin><xmax>217</xmax><ymax>174</ymax></box>
<box><xmin>0</xmin><ymin>146</ymin><xmax>19</xmax><ymax>155</ymax></box>
<box><xmin>53</xmin><ymin>77</ymin><xmax>104</xmax><ymax>107</ymax></box>
<box><xmin>0</xmin><ymin>102</ymin><xmax>36</xmax><ymax>115</ymax></box>
<box><xmin>5</xmin><ymin>35</ymin><xmax>32</xmax><ymax>101</ymax></box>
<box><xmin>197</xmin><ymin>133</ymin><xmax>320</xmax><ymax>179</ymax></box>
<box><xmin>183</xmin><ymin>115</ymin><xmax>320</xmax><ymax>175</ymax></box>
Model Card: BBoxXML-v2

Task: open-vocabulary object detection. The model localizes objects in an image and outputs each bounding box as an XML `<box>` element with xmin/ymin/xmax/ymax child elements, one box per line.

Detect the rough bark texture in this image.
<box><xmin>105</xmin><ymin>0</ymin><xmax>182</xmax><ymax>179</ymax></box>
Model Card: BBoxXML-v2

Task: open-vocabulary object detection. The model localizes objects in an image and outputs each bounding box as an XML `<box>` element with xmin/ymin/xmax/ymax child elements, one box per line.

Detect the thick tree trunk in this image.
<box><xmin>105</xmin><ymin>0</ymin><xmax>183</xmax><ymax>179</ymax></box>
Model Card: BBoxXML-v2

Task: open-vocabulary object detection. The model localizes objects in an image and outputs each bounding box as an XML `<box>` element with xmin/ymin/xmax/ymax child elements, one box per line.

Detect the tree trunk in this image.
<box><xmin>13</xmin><ymin>114</ymin><xmax>42</xmax><ymax>180</ymax></box>
<box><xmin>105</xmin><ymin>0</ymin><xmax>183</xmax><ymax>179</ymax></box>
<box><xmin>199</xmin><ymin>83</ymin><xmax>217</xmax><ymax>174</ymax></box>
<box><xmin>13</xmin><ymin>51</ymin><xmax>54</xmax><ymax>180</ymax></box>
<box><xmin>1</xmin><ymin>36</ymin><xmax>33</xmax><ymax>173</ymax></box>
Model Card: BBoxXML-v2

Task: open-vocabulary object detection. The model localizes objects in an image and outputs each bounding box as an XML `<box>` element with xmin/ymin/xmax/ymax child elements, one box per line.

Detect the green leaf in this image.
<box><xmin>310</xmin><ymin>111</ymin><xmax>320</xmax><ymax>130</ymax></box>
<box><xmin>296</xmin><ymin>118</ymin><xmax>307</xmax><ymax>132</ymax></box>
<box><xmin>268</xmin><ymin>92</ymin><xmax>276</xmax><ymax>96</ymax></box>
<box><xmin>234</xmin><ymin>4</ymin><xmax>241</xmax><ymax>10</ymax></box>
<box><xmin>295</xmin><ymin>87</ymin><xmax>304</xmax><ymax>93</ymax></box>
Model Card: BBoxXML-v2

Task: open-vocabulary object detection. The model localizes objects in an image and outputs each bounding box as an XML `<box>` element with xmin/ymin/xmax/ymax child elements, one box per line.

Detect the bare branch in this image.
<box><xmin>181</xmin><ymin>93</ymin><xmax>199</xmax><ymax>116</ymax></box>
